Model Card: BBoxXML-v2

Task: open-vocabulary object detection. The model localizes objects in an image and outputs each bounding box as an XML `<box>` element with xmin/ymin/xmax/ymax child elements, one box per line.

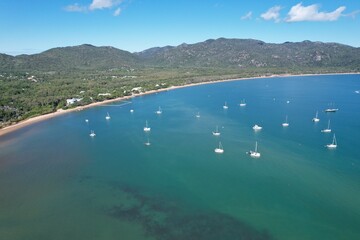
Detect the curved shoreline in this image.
<box><xmin>0</xmin><ymin>72</ymin><xmax>358</xmax><ymax>137</ymax></box>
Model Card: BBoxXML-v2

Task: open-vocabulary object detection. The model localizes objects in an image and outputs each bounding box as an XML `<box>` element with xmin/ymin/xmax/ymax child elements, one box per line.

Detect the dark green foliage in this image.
<box><xmin>0</xmin><ymin>38</ymin><xmax>359</xmax><ymax>127</ymax></box>
<box><xmin>2</xmin><ymin>44</ymin><xmax>140</xmax><ymax>71</ymax></box>
<box><xmin>136</xmin><ymin>38</ymin><xmax>360</xmax><ymax>70</ymax></box>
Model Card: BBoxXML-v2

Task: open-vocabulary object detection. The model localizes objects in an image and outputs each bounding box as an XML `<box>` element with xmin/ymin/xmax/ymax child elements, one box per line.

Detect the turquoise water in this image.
<box><xmin>0</xmin><ymin>74</ymin><xmax>360</xmax><ymax>240</ymax></box>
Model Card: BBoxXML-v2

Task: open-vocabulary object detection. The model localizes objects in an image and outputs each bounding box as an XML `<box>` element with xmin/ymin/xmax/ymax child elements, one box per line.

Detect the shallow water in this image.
<box><xmin>1</xmin><ymin>74</ymin><xmax>360</xmax><ymax>239</ymax></box>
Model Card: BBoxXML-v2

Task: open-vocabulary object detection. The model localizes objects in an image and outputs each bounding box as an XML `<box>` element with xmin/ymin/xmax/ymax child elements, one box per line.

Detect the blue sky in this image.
<box><xmin>0</xmin><ymin>0</ymin><xmax>359</xmax><ymax>55</ymax></box>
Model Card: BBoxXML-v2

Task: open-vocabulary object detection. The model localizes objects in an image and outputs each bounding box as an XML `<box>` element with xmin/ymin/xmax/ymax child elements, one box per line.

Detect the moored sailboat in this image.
<box><xmin>326</xmin><ymin>134</ymin><xmax>337</xmax><ymax>149</ymax></box>
<box><xmin>212</xmin><ymin>126</ymin><xmax>221</xmax><ymax>136</ymax></box>
<box><xmin>325</xmin><ymin>108</ymin><xmax>338</xmax><ymax>112</ymax></box>
<box><xmin>214</xmin><ymin>142</ymin><xmax>224</xmax><ymax>154</ymax></box>
<box><xmin>247</xmin><ymin>141</ymin><xmax>261</xmax><ymax>158</ymax></box>
<box><xmin>312</xmin><ymin>111</ymin><xmax>320</xmax><ymax>122</ymax></box>
<box><xmin>156</xmin><ymin>106</ymin><xmax>162</xmax><ymax>115</ymax></box>
<box><xmin>223</xmin><ymin>102</ymin><xmax>228</xmax><ymax>109</ymax></box>
<box><xmin>321</xmin><ymin>120</ymin><xmax>331</xmax><ymax>133</ymax></box>
<box><xmin>89</xmin><ymin>130</ymin><xmax>96</xmax><ymax>137</ymax></box>
<box><xmin>253</xmin><ymin>124</ymin><xmax>262</xmax><ymax>131</ymax></box>
<box><xmin>282</xmin><ymin>115</ymin><xmax>289</xmax><ymax>127</ymax></box>
<box><xmin>239</xmin><ymin>99</ymin><xmax>246</xmax><ymax>107</ymax></box>
<box><xmin>144</xmin><ymin>120</ymin><xmax>151</xmax><ymax>132</ymax></box>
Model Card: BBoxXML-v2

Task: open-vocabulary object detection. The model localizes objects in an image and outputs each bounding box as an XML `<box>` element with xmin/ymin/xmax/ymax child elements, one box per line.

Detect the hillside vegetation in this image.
<box><xmin>1</xmin><ymin>38</ymin><xmax>359</xmax><ymax>127</ymax></box>
<box><xmin>137</xmin><ymin>38</ymin><xmax>360</xmax><ymax>70</ymax></box>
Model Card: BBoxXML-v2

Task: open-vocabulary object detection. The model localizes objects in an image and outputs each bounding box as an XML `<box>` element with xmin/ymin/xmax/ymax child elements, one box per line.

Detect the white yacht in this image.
<box><xmin>324</xmin><ymin>103</ymin><xmax>339</xmax><ymax>112</ymax></box>
<box><xmin>130</xmin><ymin>109</ymin><xmax>134</xmax><ymax>113</ymax></box>
<box><xmin>321</xmin><ymin>120</ymin><xmax>331</xmax><ymax>133</ymax></box>
<box><xmin>85</xmin><ymin>119</ymin><xmax>89</xmax><ymax>123</ymax></box>
<box><xmin>312</xmin><ymin>111</ymin><xmax>320</xmax><ymax>122</ymax></box>
<box><xmin>144</xmin><ymin>138</ymin><xmax>151</xmax><ymax>146</ymax></box>
<box><xmin>214</xmin><ymin>142</ymin><xmax>224</xmax><ymax>154</ymax></box>
<box><xmin>223</xmin><ymin>102</ymin><xmax>228</xmax><ymax>109</ymax></box>
<box><xmin>196</xmin><ymin>112</ymin><xmax>201</xmax><ymax>118</ymax></box>
<box><xmin>248</xmin><ymin>141</ymin><xmax>261</xmax><ymax>158</ymax></box>
<box><xmin>326</xmin><ymin>134</ymin><xmax>337</xmax><ymax>149</ymax></box>
<box><xmin>144</xmin><ymin>120</ymin><xmax>151</xmax><ymax>132</ymax></box>
<box><xmin>239</xmin><ymin>99</ymin><xmax>246</xmax><ymax>107</ymax></box>
<box><xmin>325</xmin><ymin>107</ymin><xmax>338</xmax><ymax>112</ymax></box>
<box><xmin>325</xmin><ymin>108</ymin><xmax>338</xmax><ymax>112</ymax></box>
<box><xmin>89</xmin><ymin>130</ymin><xmax>96</xmax><ymax>137</ymax></box>
<box><xmin>105</xmin><ymin>112</ymin><xmax>111</xmax><ymax>120</ymax></box>
<box><xmin>253</xmin><ymin>124</ymin><xmax>262</xmax><ymax>131</ymax></box>
<box><xmin>156</xmin><ymin>106</ymin><xmax>162</xmax><ymax>115</ymax></box>
<box><xmin>212</xmin><ymin>126</ymin><xmax>221</xmax><ymax>136</ymax></box>
<box><xmin>282</xmin><ymin>115</ymin><xmax>289</xmax><ymax>127</ymax></box>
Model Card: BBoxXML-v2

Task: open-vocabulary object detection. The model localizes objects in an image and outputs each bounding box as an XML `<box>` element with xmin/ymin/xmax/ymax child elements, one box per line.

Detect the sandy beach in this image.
<box><xmin>0</xmin><ymin>72</ymin><xmax>358</xmax><ymax>137</ymax></box>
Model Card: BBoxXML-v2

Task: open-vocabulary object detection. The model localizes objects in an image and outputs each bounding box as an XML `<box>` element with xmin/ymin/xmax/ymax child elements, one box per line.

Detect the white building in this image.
<box><xmin>98</xmin><ymin>93</ymin><xmax>111</xmax><ymax>96</ymax></box>
<box><xmin>66</xmin><ymin>98</ymin><xmax>82</xmax><ymax>106</ymax></box>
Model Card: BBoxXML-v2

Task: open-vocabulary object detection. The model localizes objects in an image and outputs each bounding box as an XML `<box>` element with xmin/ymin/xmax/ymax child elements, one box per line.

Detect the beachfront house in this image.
<box><xmin>66</xmin><ymin>98</ymin><xmax>83</xmax><ymax>106</ymax></box>
<box><xmin>131</xmin><ymin>87</ymin><xmax>142</xmax><ymax>94</ymax></box>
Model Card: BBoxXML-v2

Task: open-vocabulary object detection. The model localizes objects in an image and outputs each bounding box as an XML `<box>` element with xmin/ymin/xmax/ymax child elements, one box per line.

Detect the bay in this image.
<box><xmin>0</xmin><ymin>74</ymin><xmax>360</xmax><ymax>240</ymax></box>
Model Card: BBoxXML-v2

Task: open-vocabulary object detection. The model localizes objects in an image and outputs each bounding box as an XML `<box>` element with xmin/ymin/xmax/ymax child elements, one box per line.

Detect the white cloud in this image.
<box><xmin>89</xmin><ymin>0</ymin><xmax>115</xmax><ymax>10</ymax></box>
<box><xmin>113</xmin><ymin>8</ymin><xmax>121</xmax><ymax>16</ymax></box>
<box><xmin>65</xmin><ymin>0</ymin><xmax>124</xmax><ymax>14</ymax></box>
<box><xmin>343</xmin><ymin>9</ymin><xmax>360</xmax><ymax>19</ymax></box>
<box><xmin>286</xmin><ymin>3</ymin><xmax>346</xmax><ymax>22</ymax></box>
<box><xmin>261</xmin><ymin>6</ymin><xmax>282</xmax><ymax>22</ymax></box>
<box><xmin>241</xmin><ymin>11</ymin><xmax>252</xmax><ymax>20</ymax></box>
<box><xmin>64</xmin><ymin>3</ymin><xmax>87</xmax><ymax>12</ymax></box>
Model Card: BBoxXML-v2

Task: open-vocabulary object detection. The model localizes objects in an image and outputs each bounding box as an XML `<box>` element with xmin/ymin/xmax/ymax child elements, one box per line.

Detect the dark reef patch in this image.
<box><xmin>107</xmin><ymin>183</ymin><xmax>274</xmax><ymax>240</ymax></box>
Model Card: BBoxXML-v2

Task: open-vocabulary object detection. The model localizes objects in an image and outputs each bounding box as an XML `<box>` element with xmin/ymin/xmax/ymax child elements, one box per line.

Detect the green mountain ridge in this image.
<box><xmin>1</xmin><ymin>38</ymin><xmax>360</xmax><ymax>71</ymax></box>
<box><xmin>1</xmin><ymin>44</ymin><xmax>139</xmax><ymax>71</ymax></box>
<box><xmin>136</xmin><ymin>38</ymin><xmax>360</xmax><ymax>70</ymax></box>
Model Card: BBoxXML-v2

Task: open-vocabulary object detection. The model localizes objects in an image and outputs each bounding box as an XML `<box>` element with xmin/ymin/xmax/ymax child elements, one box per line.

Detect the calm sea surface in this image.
<box><xmin>0</xmin><ymin>74</ymin><xmax>360</xmax><ymax>240</ymax></box>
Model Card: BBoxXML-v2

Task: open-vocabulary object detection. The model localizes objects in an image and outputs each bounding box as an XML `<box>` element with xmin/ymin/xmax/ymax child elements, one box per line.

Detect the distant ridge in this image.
<box><xmin>1</xmin><ymin>38</ymin><xmax>360</xmax><ymax>71</ymax></box>
<box><xmin>136</xmin><ymin>38</ymin><xmax>360</xmax><ymax>69</ymax></box>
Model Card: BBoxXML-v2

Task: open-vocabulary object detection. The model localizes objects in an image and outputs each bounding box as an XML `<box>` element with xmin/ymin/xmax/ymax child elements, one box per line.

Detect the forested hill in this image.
<box><xmin>1</xmin><ymin>38</ymin><xmax>360</xmax><ymax>71</ymax></box>
<box><xmin>136</xmin><ymin>38</ymin><xmax>360</xmax><ymax>70</ymax></box>
<box><xmin>0</xmin><ymin>44</ymin><xmax>140</xmax><ymax>71</ymax></box>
